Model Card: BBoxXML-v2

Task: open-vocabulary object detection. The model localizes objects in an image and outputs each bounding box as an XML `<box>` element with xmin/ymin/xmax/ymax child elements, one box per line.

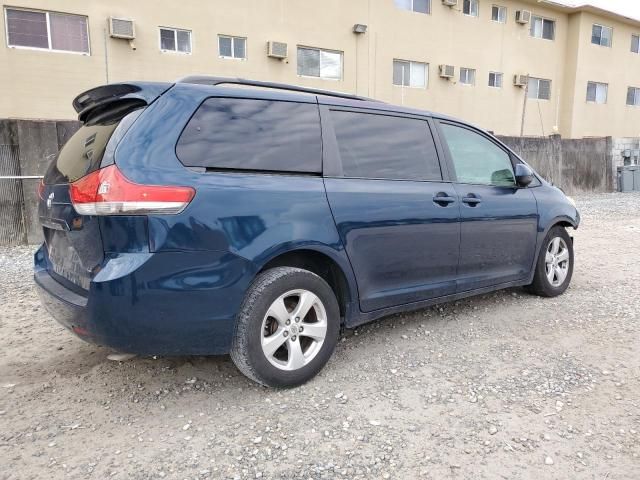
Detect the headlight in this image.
<box><xmin>566</xmin><ymin>196</ymin><xmax>576</xmax><ymax>208</ymax></box>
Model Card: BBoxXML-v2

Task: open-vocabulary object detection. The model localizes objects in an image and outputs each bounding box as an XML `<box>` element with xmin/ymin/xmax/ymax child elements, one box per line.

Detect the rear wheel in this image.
<box><xmin>230</xmin><ymin>267</ymin><xmax>340</xmax><ymax>387</ymax></box>
<box><xmin>526</xmin><ymin>226</ymin><xmax>574</xmax><ymax>297</ymax></box>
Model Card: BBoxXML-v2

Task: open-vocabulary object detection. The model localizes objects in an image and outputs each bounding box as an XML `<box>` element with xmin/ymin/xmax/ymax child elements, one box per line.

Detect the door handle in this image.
<box><xmin>433</xmin><ymin>193</ymin><xmax>456</xmax><ymax>206</ymax></box>
<box><xmin>462</xmin><ymin>194</ymin><xmax>482</xmax><ymax>206</ymax></box>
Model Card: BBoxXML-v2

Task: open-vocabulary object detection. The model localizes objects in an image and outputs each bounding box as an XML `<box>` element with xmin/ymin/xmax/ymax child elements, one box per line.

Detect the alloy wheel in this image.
<box><xmin>261</xmin><ymin>289</ymin><xmax>328</xmax><ymax>371</ymax></box>
<box><xmin>545</xmin><ymin>237</ymin><xmax>570</xmax><ymax>287</ymax></box>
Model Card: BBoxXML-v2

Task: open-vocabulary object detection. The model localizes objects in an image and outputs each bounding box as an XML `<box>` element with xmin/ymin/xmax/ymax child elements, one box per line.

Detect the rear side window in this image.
<box><xmin>176</xmin><ymin>98</ymin><xmax>322</xmax><ymax>173</ymax></box>
<box><xmin>329</xmin><ymin>110</ymin><xmax>442</xmax><ymax>180</ymax></box>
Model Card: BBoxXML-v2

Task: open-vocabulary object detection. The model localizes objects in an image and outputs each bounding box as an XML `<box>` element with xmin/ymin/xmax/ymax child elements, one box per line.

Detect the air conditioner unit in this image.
<box><xmin>514</xmin><ymin>74</ymin><xmax>529</xmax><ymax>87</ymax></box>
<box><xmin>516</xmin><ymin>10</ymin><xmax>532</xmax><ymax>24</ymax></box>
<box><xmin>109</xmin><ymin>17</ymin><xmax>135</xmax><ymax>39</ymax></box>
<box><xmin>442</xmin><ymin>0</ymin><xmax>458</xmax><ymax>6</ymax></box>
<box><xmin>267</xmin><ymin>41</ymin><xmax>288</xmax><ymax>59</ymax></box>
<box><xmin>439</xmin><ymin>64</ymin><xmax>455</xmax><ymax>79</ymax></box>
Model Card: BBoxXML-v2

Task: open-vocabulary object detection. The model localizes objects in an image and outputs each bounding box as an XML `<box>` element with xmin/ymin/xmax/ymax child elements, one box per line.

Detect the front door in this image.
<box><xmin>323</xmin><ymin>107</ymin><xmax>460</xmax><ymax>312</ymax></box>
<box><xmin>437</xmin><ymin>121</ymin><xmax>539</xmax><ymax>292</ymax></box>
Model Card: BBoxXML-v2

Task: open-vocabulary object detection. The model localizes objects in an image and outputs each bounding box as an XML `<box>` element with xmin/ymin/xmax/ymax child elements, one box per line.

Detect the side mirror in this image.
<box><xmin>515</xmin><ymin>164</ymin><xmax>534</xmax><ymax>187</ymax></box>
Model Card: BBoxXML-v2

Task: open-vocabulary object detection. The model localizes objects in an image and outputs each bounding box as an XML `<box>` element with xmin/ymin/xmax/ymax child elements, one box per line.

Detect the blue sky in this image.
<box><xmin>556</xmin><ymin>0</ymin><xmax>640</xmax><ymax>20</ymax></box>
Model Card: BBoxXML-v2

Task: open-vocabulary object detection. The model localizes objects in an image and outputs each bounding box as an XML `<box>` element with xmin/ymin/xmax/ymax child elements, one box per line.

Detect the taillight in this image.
<box><xmin>37</xmin><ymin>179</ymin><xmax>45</xmax><ymax>199</ymax></box>
<box><xmin>69</xmin><ymin>165</ymin><xmax>195</xmax><ymax>216</ymax></box>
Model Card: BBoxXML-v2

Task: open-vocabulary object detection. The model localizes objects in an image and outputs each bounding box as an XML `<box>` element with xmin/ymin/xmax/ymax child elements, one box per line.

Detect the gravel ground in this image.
<box><xmin>1</xmin><ymin>192</ymin><xmax>639</xmax><ymax>480</ymax></box>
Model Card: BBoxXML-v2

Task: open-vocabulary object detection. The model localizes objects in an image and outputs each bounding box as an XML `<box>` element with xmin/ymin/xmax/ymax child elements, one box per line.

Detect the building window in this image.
<box><xmin>5</xmin><ymin>7</ymin><xmax>89</xmax><ymax>54</ymax></box>
<box><xmin>530</xmin><ymin>16</ymin><xmax>555</xmax><ymax>40</ymax></box>
<box><xmin>459</xmin><ymin>68</ymin><xmax>476</xmax><ymax>85</ymax></box>
<box><xmin>297</xmin><ymin>47</ymin><xmax>342</xmax><ymax>80</ymax></box>
<box><xmin>160</xmin><ymin>28</ymin><xmax>191</xmax><ymax>54</ymax></box>
<box><xmin>393</xmin><ymin>60</ymin><xmax>428</xmax><ymax>88</ymax></box>
<box><xmin>592</xmin><ymin>24</ymin><xmax>612</xmax><ymax>47</ymax></box>
<box><xmin>488</xmin><ymin>72</ymin><xmax>503</xmax><ymax>88</ymax></box>
<box><xmin>394</xmin><ymin>0</ymin><xmax>431</xmax><ymax>14</ymax></box>
<box><xmin>627</xmin><ymin>87</ymin><xmax>640</xmax><ymax>106</ymax></box>
<box><xmin>218</xmin><ymin>35</ymin><xmax>246</xmax><ymax>59</ymax></box>
<box><xmin>491</xmin><ymin>5</ymin><xmax>507</xmax><ymax>23</ymax></box>
<box><xmin>527</xmin><ymin>77</ymin><xmax>551</xmax><ymax>100</ymax></box>
<box><xmin>586</xmin><ymin>82</ymin><xmax>608</xmax><ymax>104</ymax></box>
<box><xmin>632</xmin><ymin>34</ymin><xmax>640</xmax><ymax>53</ymax></box>
<box><xmin>463</xmin><ymin>0</ymin><xmax>479</xmax><ymax>17</ymax></box>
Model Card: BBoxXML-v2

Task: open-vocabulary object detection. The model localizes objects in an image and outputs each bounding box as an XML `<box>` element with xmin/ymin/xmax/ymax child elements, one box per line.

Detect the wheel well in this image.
<box><xmin>553</xmin><ymin>220</ymin><xmax>575</xmax><ymax>230</ymax></box>
<box><xmin>259</xmin><ymin>250</ymin><xmax>351</xmax><ymax>320</ymax></box>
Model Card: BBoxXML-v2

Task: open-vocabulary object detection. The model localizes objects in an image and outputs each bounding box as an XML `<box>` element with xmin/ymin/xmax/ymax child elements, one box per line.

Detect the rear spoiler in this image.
<box><xmin>72</xmin><ymin>82</ymin><xmax>172</xmax><ymax>123</ymax></box>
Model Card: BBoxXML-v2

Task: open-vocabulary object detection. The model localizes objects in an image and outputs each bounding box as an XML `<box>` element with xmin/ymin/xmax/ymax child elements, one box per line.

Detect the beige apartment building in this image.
<box><xmin>1</xmin><ymin>0</ymin><xmax>640</xmax><ymax>138</ymax></box>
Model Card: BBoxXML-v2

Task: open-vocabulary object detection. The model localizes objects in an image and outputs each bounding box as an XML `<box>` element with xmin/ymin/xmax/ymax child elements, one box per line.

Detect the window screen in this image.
<box><xmin>527</xmin><ymin>77</ymin><xmax>552</xmax><ymax>100</ymax></box>
<box><xmin>176</xmin><ymin>98</ymin><xmax>322</xmax><ymax>173</ymax></box>
<box><xmin>491</xmin><ymin>5</ymin><xmax>506</xmax><ymax>23</ymax></box>
<box><xmin>489</xmin><ymin>72</ymin><xmax>503</xmax><ymax>88</ymax></box>
<box><xmin>592</xmin><ymin>24</ymin><xmax>612</xmax><ymax>47</ymax></box>
<box><xmin>393</xmin><ymin>60</ymin><xmax>427</xmax><ymax>88</ymax></box>
<box><xmin>440</xmin><ymin>123</ymin><xmax>515</xmax><ymax>186</ymax></box>
<box><xmin>6</xmin><ymin>9</ymin><xmax>48</xmax><ymax>49</ymax></box>
<box><xmin>627</xmin><ymin>87</ymin><xmax>640</xmax><ymax>106</ymax></box>
<box><xmin>463</xmin><ymin>0</ymin><xmax>479</xmax><ymax>16</ymax></box>
<box><xmin>218</xmin><ymin>36</ymin><xmax>246</xmax><ymax>59</ymax></box>
<box><xmin>530</xmin><ymin>16</ymin><xmax>555</xmax><ymax>40</ymax></box>
<box><xmin>330</xmin><ymin>111</ymin><xmax>442</xmax><ymax>181</ymax></box>
<box><xmin>297</xmin><ymin>47</ymin><xmax>342</xmax><ymax>79</ymax></box>
<box><xmin>586</xmin><ymin>82</ymin><xmax>608</xmax><ymax>104</ymax></box>
<box><xmin>6</xmin><ymin>8</ymin><xmax>89</xmax><ymax>53</ymax></box>
<box><xmin>49</xmin><ymin>12</ymin><xmax>89</xmax><ymax>53</ymax></box>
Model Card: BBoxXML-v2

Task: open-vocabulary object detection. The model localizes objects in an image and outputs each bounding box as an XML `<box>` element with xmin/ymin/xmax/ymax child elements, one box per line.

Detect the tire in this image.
<box><xmin>230</xmin><ymin>267</ymin><xmax>340</xmax><ymax>388</ymax></box>
<box><xmin>525</xmin><ymin>225</ymin><xmax>574</xmax><ymax>297</ymax></box>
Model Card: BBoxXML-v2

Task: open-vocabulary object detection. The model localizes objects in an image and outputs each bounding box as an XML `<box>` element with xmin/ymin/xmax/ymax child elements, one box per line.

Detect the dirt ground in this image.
<box><xmin>1</xmin><ymin>193</ymin><xmax>639</xmax><ymax>480</ymax></box>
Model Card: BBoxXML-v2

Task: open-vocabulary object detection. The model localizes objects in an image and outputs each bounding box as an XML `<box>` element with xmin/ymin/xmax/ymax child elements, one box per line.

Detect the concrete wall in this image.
<box><xmin>499</xmin><ymin>135</ymin><xmax>613</xmax><ymax>194</ymax></box>
<box><xmin>1</xmin><ymin>0</ymin><xmax>640</xmax><ymax>138</ymax></box>
<box><xmin>0</xmin><ymin>119</ymin><xmax>80</xmax><ymax>245</ymax></box>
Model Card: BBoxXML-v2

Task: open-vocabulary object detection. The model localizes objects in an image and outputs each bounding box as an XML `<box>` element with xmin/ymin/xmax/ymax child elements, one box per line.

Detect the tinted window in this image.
<box><xmin>440</xmin><ymin>123</ymin><xmax>515</xmax><ymax>186</ymax></box>
<box><xmin>177</xmin><ymin>98</ymin><xmax>321</xmax><ymax>173</ymax></box>
<box><xmin>330</xmin><ymin>110</ymin><xmax>442</xmax><ymax>181</ymax></box>
<box><xmin>44</xmin><ymin>108</ymin><xmax>143</xmax><ymax>184</ymax></box>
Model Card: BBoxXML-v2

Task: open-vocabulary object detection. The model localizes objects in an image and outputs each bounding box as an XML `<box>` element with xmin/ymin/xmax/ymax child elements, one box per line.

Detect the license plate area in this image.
<box><xmin>45</xmin><ymin>227</ymin><xmax>97</xmax><ymax>291</ymax></box>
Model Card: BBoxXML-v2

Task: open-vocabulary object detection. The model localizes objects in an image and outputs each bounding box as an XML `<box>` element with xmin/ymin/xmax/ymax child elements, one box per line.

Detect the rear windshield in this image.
<box><xmin>44</xmin><ymin>107</ymin><xmax>142</xmax><ymax>184</ymax></box>
<box><xmin>176</xmin><ymin>98</ymin><xmax>322</xmax><ymax>173</ymax></box>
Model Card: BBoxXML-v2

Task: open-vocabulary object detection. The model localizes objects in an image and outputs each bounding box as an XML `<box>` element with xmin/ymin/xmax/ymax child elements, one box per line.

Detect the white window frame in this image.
<box><xmin>530</xmin><ymin>15</ymin><xmax>556</xmax><ymax>41</ymax></box>
<box><xmin>488</xmin><ymin>72</ymin><xmax>503</xmax><ymax>88</ymax></box>
<box><xmin>527</xmin><ymin>77</ymin><xmax>552</xmax><ymax>100</ymax></box>
<box><xmin>463</xmin><ymin>0</ymin><xmax>479</xmax><ymax>17</ymax></box>
<box><xmin>586</xmin><ymin>81</ymin><xmax>608</xmax><ymax>104</ymax></box>
<box><xmin>159</xmin><ymin>27</ymin><xmax>192</xmax><ymax>54</ymax></box>
<box><xmin>627</xmin><ymin>87</ymin><xmax>640</xmax><ymax>106</ymax></box>
<box><xmin>297</xmin><ymin>46</ymin><xmax>343</xmax><ymax>81</ymax></box>
<box><xmin>592</xmin><ymin>24</ymin><xmax>613</xmax><ymax>47</ymax></box>
<box><xmin>4</xmin><ymin>6</ymin><xmax>90</xmax><ymax>55</ymax></box>
<box><xmin>393</xmin><ymin>59</ymin><xmax>428</xmax><ymax>88</ymax></box>
<box><xmin>394</xmin><ymin>0</ymin><xmax>431</xmax><ymax>15</ymax></box>
<box><xmin>491</xmin><ymin>5</ymin><xmax>507</xmax><ymax>24</ymax></box>
<box><xmin>631</xmin><ymin>34</ymin><xmax>640</xmax><ymax>54</ymax></box>
<box><xmin>459</xmin><ymin>67</ymin><xmax>476</xmax><ymax>86</ymax></box>
<box><xmin>218</xmin><ymin>35</ymin><xmax>247</xmax><ymax>60</ymax></box>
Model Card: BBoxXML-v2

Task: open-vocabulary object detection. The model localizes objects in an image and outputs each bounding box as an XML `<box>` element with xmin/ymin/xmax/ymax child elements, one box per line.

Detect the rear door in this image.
<box><xmin>39</xmin><ymin>107</ymin><xmax>143</xmax><ymax>291</ymax></box>
<box><xmin>436</xmin><ymin>120</ymin><xmax>538</xmax><ymax>292</ymax></box>
<box><xmin>322</xmin><ymin>106</ymin><xmax>460</xmax><ymax>312</ymax></box>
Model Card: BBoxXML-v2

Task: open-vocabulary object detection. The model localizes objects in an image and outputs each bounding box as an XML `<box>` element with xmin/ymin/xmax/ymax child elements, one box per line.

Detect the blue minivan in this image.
<box><xmin>35</xmin><ymin>77</ymin><xmax>579</xmax><ymax>387</ymax></box>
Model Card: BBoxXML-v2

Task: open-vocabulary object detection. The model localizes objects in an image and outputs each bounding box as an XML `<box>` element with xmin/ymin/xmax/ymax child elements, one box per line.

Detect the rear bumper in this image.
<box><xmin>34</xmin><ymin>245</ymin><xmax>253</xmax><ymax>355</ymax></box>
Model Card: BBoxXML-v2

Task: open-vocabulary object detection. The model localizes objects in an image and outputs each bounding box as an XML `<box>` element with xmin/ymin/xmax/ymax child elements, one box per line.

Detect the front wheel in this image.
<box><xmin>526</xmin><ymin>226</ymin><xmax>574</xmax><ymax>297</ymax></box>
<box><xmin>230</xmin><ymin>267</ymin><xmax>340</xmax><ymax>387</ymax></box>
